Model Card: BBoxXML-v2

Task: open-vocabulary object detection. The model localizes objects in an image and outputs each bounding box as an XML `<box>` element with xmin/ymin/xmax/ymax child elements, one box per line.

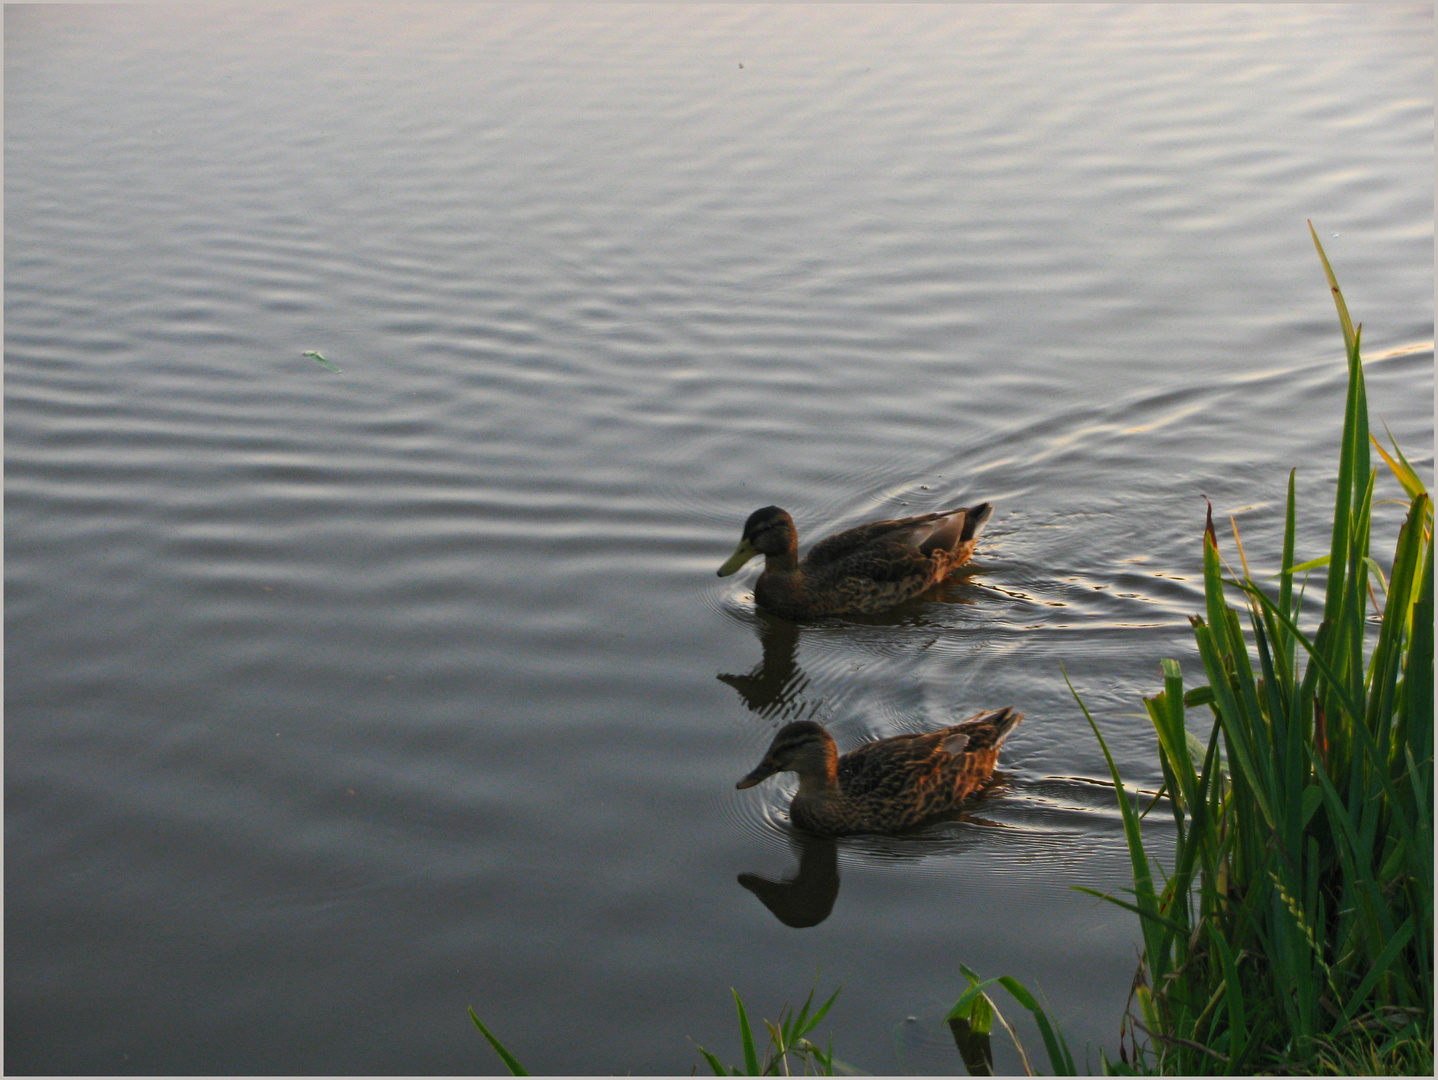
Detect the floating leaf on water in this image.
<box><xmin>302</xmin><ymin>350</ymin><xmax>341</xmax><ymax>372</ymax></box>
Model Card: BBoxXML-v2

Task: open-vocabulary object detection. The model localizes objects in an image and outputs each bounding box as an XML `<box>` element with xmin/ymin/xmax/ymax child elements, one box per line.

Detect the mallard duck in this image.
<box><xmin>716</xmin><ymin>502</ymin><xmax>992</xmax><ymax>619</ymax></box>
<box><xmin>736</xmin><ymin>709</ymin><xmax>1021</xmax><ymax>836</ymax></box>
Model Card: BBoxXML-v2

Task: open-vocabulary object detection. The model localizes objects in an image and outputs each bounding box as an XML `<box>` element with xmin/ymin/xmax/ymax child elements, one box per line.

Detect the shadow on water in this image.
<box><xmin>714</xmin><ymin>569</ymin><xmax>995</xmax><ymax>719</ymax></box>
<box><xmin>737</xmin><ymin>833</ymin><xmax>840</xmax><ymax>928</ymax></box>
<box><xmin>716</xmin><ymin>611</ymin><xmax>819</xmax><ymax>721</ymax></box>
<box><xmin>735</xmin><ymin>794</ymin><xmax>1016</xmax><ymax>930</ymax></box>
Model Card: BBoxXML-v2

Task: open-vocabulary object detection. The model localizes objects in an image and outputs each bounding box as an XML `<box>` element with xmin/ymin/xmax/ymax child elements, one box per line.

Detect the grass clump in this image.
<box><xmin>694</xmin><ymin>984</ymin><xmax>844</xmax><ymax>1075</ymax></box>
<box><xmin>471</xmin><ymin>984</ymin><xmax>845</xmax><ymax>1076</ymax></box>
<box><xmin>1074</xmin><ymin>224</ymin><xmax>1432</xmax><ymax>1073</ymax></box>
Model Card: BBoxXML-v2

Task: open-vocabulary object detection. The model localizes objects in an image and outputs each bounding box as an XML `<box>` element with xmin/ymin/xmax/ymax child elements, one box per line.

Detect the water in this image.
<box><xmin>6</xmin><ymin>4</ymin><xmax>1432</xmax><ymax>1074</ymax></box>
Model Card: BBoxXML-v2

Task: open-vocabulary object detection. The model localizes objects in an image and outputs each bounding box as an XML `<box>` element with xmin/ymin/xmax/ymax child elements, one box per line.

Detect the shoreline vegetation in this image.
<box><xmin>471</xmin><ymin>228</ymin><xmax>1433</xmax><ymax>1075</ymax></box>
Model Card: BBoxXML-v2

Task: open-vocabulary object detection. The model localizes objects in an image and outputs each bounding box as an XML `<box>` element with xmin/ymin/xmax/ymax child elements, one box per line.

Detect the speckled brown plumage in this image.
<box><xmin>716</xmin><ymin>502</ymin><xmax>993</xmax><ymax>619</ymax></box>
<box><xmin>735</xmin><ymin>708</ymin><xmax>1022</xmax><ymax>836</ymax></box>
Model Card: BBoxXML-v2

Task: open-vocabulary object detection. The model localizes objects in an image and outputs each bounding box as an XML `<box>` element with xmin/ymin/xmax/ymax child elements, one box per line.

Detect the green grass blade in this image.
<box><xmin>1372</xmin><ymin>422</ymin><xmax>1431</xmax><ymax>504</ymax></box>
<box><xmin>1280</xmin><ymin>468</ymin><xmax>1298</xmax><ymax>669</ymax></box>
<box><xmin>1275</xmin><ymin>554</ymin><xmax>1331</xmax><ymax>576</ymax></box>
<box><xmin>1070</xmin><ymin>885</ymin><xmax>1187</xmax><ymax>936</ymax></box>
<box><xmin>765</xmin><ymin>1018</ymin><xmax>786</xmax><ymax>1068</ymax></box>
<box><xmin>1206</xmin><ymin>926</ymin><xmax>1248</xmax><ymax>1067</ymax></box>
<box><xmin>994</xmin><ymin>976</ymin><xmax>1076</xmax><ymax>1075</ymax></box>
<box><xmin>1228</xmin><ymin>581</ymin><xmax>1365</xmax><ymax>722</ymax></box>
<box><xmin>967</xmin><ymin>991</ymin><xmax>997</xmax><ymax>1037</ymax></box>
<box><xmin>696</xmin><ymin>1046</ymin><xmax>734</xmax><ymax>1077</ymax></box>
<box><xmin>1192</xmin><ymin>615</ymin><xmax>1278</xmax><ymax>830</ymax></box>
<box><xmin>785</xmin><ymin>987</ymin><xmax>814</xmax><ymax>1046</ymax></box>
<box><xmin>799</xmin><ymin>986</ymin><xmax>841</xmax><ymax>1040</ymax></box>
<box><xmin>732</xmin><ymin>989</ymin><xmax>760</xmax><ymax>1075</ymax></box>
<box><xmin>1067</xmin><ymin>669</ymin><xmax>1170</xmax><ymax>973</ymax></box>
<box><xmin>469</xmin><ymin>1009</ymin><xmax>531</xmax><ymax>1076</ymax></box>
<box><xmin>945</xmin><ymin>978</ymin><xmax>1008</xmax><ymax>1022</ymax></box>
<box><xmin>794</xmin><ymin>1038</ymin><xmax>836</xmax><ymax>1076</ymax></box>
<box><xmin>1341</xmin><ymin>916</ymin><xmax>1416</xmax><ymax>1025</ymax></box>
<box><xmin>1196</xmin><ymin>532</ymin><xmax>1280</xmax><ymax>828</ymax></box>
<box><xmin>1321</xmin><ymin>348</ymin><xmax>1359</xmax><ymax>633</ymax></box>
<box><xmin>1309</xmin><ymin>221</ymin><xmax>1356</xmax><ymax>353</ymax></box>
<box><xmin>1405</xmin><ymin>533</ymin><xmax>1433</xmax><ymax>730</ymax></box>
<box><xmin>1307</xmin><ymin>753</ymin><xmax>1387</xmax><ymax>964</ymax></box>
<box><xmin>1153</xmin><ymin>659</ymin><xmax>1201</xmax><ymax>816</ymax></box>
<box><xmin>950</xmin><ymin>966</ymin><xmax>1000</xmax><ymax>1040</ymax></box>
<box><xmin>1366</xmin><ymin>497</ymin><xmax>1428</xmax><ymax>740</ymax></box>
<box><xmin>949</xmin><ymin>975</ymin><xmax>1036</xmax><ymax>1076</ymax></box>
<box><xmin>1361</xmin><ymin>554</ymin><xmax>1390</xmax><ymax>596</ymax></box>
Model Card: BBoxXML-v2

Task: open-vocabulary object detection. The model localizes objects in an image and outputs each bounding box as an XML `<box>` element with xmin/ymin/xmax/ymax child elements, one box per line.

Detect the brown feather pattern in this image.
<box><xmin>736</xmin><ymin>708</ymin><xmax>1022</xmax><ymax>836</ymax></box>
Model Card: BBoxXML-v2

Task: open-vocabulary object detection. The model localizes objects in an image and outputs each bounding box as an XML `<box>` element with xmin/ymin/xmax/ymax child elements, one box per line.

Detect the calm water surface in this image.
<box><xmin>6</xmin><ymin>5</ymin><xmax>1432</xmax><ymax>1075</ymax></box>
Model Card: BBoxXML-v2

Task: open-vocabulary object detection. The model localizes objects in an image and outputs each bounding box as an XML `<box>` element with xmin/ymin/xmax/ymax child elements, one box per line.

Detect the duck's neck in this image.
<box><xmin>763</xmin><ymin>550</ymin><xmax>801</xmax><ymax>576</ymax></box>
<box><xmin>792</xmin><ymin>745</ymin><xmax>841</xmax><ymax>798</ymax></box>
<box><xmin>755</xmin><ymin>551</ymin><xmax>806</xmax><ymax>615</ymax></box>
<box><xmin>790</xmin><ymin>755</ymin><xmax>846</xmax><ymax>834</ymax></box>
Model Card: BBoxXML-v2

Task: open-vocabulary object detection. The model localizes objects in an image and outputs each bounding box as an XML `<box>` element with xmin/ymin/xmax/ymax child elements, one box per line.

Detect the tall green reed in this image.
<box><xmin>1078</xmin><ymin>224</ymin><xmax>1432</xmax><ymax>1073</ymax></box>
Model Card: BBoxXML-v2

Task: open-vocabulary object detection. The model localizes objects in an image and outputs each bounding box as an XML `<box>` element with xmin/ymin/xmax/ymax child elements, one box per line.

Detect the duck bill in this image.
<box><xmin>736</xmin><ymin>762</ymin><xmax>777</xmax><ymax>789</ymax></box>
<box><xmin>717</xmin><ymin>538</ymin><xmax>759</xmax><ymax>577</ymax></box>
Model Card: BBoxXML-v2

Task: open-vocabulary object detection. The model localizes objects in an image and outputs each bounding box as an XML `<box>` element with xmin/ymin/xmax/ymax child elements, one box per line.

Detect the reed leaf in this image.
<box><xmin>1205</xmin><ymin>926</ymin><xmax>1248</xmax><ymax>1066</ymax></box>
<box><xmin>1341</xmin><ymin>916</ymin><xmax>1416</xmax><ymax>1026</ymax></box>
<box><xmin>1372</xmin><ymin>419</ymin><xmax>1431</xmax><ymax>508</ymax></box>
<box><xmin>947</xmin><ymin>972</ymin><xmax>1076</xmax><ymax>1076</ymax></box>
<box><xmin>1308</xmin><ymin>218</ymin><xmax>1356</xmax><ymax>365</ymax></box>
<box><xmin>733</xmin><ymin>988</ymin><xmax>760</xmax><ymax>1075</ymax></box>
<box><xmin>469</xmin><ymin>1009</ymin><xmax>531</xmax><ymax>1076</ymax></box>
<box><xmin>1068</xmin><ymin>669</ymin><xmax>1170</xmax><ymax>977</ymax></box>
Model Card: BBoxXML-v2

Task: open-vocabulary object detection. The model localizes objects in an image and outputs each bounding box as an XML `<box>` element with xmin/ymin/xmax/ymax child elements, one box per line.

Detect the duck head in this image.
<box><xmin>717</xmin><ymin>506</ymin><xmax>798</xmax><ymax>576</ymax></box>
<box><xmin>736</xmin><ymin>720</ymin><xmax>838</xmax><ymax>789</ymax></box>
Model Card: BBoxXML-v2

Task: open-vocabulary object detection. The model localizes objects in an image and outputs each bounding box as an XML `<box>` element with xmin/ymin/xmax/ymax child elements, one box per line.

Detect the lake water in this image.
<box><xmin>5</xmin><ymin>4</ymin><xmax>1432</xmax><ymax>1075</ymax></box>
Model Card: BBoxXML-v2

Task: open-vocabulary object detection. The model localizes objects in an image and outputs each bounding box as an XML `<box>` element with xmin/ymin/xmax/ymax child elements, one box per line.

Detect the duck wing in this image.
<box><xmin>804</xmin><ymin>510</ymin><xmax>954</xmax><ymax>568</ymax></box>
<box><xmin>825</xmin><ymin>540</ymin><xmax>942</xmax><ymax>585</ymax></box>
<box><xmin>805</xmin><ymin>504</ymin><xmax>991</xmax><ymax>569</ymax></box>
<box><xmin>836</xmin><ymin>708</ymin><xmax>1022</xmax><ymax>827</ymax></box>
<box><xmin>836</xmin><ymin>728</ymin><xmax>958</xmax><ymax>800</ymax></box>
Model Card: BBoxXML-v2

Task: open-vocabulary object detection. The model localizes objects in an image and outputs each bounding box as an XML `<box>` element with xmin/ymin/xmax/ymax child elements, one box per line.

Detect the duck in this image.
<box><xmin>735</xmin><ymin>708</ymin><xmax>1021</xmax><ymax>836</ymax></box>
<box><xmin>716</xmin><ymin>502</ymin><xmax>992</xmax><ymax>619</ymax></box>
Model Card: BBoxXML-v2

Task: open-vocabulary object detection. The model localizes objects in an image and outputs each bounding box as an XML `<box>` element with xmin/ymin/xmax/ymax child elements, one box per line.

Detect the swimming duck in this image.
<box><xmin>736</xmin><ymin>709</ymin><xmax>1021</xmax><ymax>836</ymax></box>
<box><xmin>717</xmin><ymin>502</ymin><xmax>992</xmax><ymax>619</ymax></box>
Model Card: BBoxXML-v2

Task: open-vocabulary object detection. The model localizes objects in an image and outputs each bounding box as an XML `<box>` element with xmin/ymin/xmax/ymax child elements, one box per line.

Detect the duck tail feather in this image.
<box><xmin>960</xmin><ymin>502</ymin><xmax>993</xmax><ymax>540</ymax></box>
<box><xmin>988</xmin><ymin>706</ymin><xmax>1022</xmax><ymax>743</ymax></box>
<box><xmin>918</xmin><ymin>502</ymin><xmax>993</xmax><ymax>555</ymax></box>
<box><xmin>957</xmin><ymin>706</ymin><xmax>1023</xmax><ymax>745</ymax></box>
<box><xmin>917</xmin><ymin>509</ymin><xmax>969</xmax><ymax>555</ymax></box>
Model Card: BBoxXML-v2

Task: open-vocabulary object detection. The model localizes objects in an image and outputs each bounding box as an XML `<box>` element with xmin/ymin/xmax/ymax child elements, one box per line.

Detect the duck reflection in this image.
<box><xmin>736</xmin><ymin>833</ymin><xmax>840</xmax><ymax>928</ymax></box>
<box><xmin>735</xmin><ymin>798</ymin><xmax>1011</xmax><ymax>928</ymax></box>
<box><xmin>716</xmin><ymin>611</ymin><xmax>815</xmax><ymax>719</ymax></box>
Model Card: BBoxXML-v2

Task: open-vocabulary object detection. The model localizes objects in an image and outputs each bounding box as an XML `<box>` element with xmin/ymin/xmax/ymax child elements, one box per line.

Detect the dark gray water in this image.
<box><xmin>6</xmin><ymin>4</ymin><xmax>1432</xmax><ymax>1074</ymax></box>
